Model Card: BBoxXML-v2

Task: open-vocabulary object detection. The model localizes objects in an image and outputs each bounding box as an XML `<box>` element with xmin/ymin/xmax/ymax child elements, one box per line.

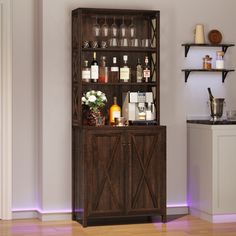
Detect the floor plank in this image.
<box><xmin>1</xmin><ymin>215</ymin><xmax>236</xmax><ymax>236</ymax></box>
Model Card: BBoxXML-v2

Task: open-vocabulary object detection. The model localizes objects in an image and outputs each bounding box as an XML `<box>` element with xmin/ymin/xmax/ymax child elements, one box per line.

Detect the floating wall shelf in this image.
<box><xmin>181</xmin><ymin>69</ymin><xmax>235</xmax><ymax>83</ymax></box>
<box><xmin>181</xmin><ymin>43</ymin><xmax>235</xmax><ymax>57</ymax></box>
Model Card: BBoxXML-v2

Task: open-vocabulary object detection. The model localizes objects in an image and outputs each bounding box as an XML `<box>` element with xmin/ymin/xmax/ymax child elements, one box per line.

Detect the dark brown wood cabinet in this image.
<box><xmin>73</xmin><ymin>126</ymin><xmax>166</xmax><ymax>226</ymax></box>
<box><xmin>72</xmin><ymin>8</ymin><xmax>166</xmax><ymax>227</ymax></box>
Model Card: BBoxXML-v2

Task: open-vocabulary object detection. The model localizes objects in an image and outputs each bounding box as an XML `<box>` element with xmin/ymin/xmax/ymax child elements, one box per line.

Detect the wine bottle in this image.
<box><xmin>143</xmin><ymin>56</ymin><xmax>151</xmax><ymax>82</ymax></box>
<box><xmin>207</xmin><ymin>87</ymin><xmax>214</xmax><ymax>101</ymax></box>
<box><xmin>90</xmin><ymin>52</ymin><xmax>99</xmax><ymax>83</ymax></box>
<box><xmin>110</xmin><ymin>57</ymin><xmax>119</xmax><ymax>83</ymax></box>
<box><xmin>109</xmin><ymin>96</ymin><xmax>121</xmax><ymax>125</ymax></box>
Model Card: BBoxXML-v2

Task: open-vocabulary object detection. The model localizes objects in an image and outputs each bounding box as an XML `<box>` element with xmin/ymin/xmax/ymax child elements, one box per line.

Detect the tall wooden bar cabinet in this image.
<box><xmin>72</xmin><ymin>8</ymin><xmax>166</xmax><ymax>227</ymax></box>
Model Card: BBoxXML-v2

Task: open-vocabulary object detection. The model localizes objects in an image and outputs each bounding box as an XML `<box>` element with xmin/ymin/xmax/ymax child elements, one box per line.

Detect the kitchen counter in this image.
<box><xmin>187</xmin><ymin>122</ymin><xmax>236</xmax><ymax>223</ymax></box>
<box><xmin>187</xmin><ymin>119</ymin><xmax>236</xmax><ymax>125</ymax></box>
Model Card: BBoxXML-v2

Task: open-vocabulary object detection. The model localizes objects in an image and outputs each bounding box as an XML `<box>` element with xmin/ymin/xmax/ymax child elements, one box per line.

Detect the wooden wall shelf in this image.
<box><xmin>182</xmin><ymin>69</ymin><xmax>235</xmax><ymax>83</ymax></box>
<box><xmin>181</xmin><ymin>43</ymin><xmax>235</xmax><ymax>57</ymax></box>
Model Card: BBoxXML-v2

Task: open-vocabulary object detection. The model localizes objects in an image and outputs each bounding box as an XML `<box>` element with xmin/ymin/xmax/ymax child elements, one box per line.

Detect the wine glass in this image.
<box><xmin>92</xmin><ymin>16</ymin><xmax>100</xmax><ymax>38</ymax></box>
<box><xmin>101</xmin><ymin>16</ymin><xmax>109</xmax><ymax>37</ymax></box>
<box><xmin>129</xmin><ymin>17</ymin><xmax>136</xmax><ymax>38</ymax></box>
<box><xmin>110</xmin><ymin>17</ymin><xmax>118</xmax><ymax>37</ymax></box>
<box><xmin>120</xmin><ymin>16</ymin><xmax>128</xmax><ymax>38</ymax></box>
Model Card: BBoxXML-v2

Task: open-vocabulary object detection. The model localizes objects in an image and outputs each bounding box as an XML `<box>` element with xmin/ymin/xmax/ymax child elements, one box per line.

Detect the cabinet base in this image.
<box><xmin>74</xmin><ymin>215</ymin><xmax>167</xmax><ymax>227</ymax></box>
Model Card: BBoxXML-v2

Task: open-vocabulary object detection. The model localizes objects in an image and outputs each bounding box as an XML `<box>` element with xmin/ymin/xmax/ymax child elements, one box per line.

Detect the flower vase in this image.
<box><xmin>83</xmin><ymin>108</ymin><xmax>105</xmax><ymax>126</ymax></box>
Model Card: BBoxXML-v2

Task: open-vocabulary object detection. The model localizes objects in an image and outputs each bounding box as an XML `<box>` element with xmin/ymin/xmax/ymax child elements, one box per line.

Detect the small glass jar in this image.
<box><xmin>216</xmin><ymin>51</ymin><xmax>224</xmax><ymax>69</ymax></box>
<box><xmin>203</xmin><ymin>55</ymin><xmax>212</xmax><ymax>70</ymax></box>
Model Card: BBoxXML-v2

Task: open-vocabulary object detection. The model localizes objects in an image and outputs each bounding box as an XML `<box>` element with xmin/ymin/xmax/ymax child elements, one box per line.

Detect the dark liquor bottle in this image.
<box><xmin>110</xmin><ymin>57</ymin><xmax>119</xmax><ymax>83</ymax></box>
<box><xmin>90</xmin><ymin>52</ymin><xmax>99</xmax><ymax>83</ymax></box>
<box><xmin>143</xmin><ymin>56</ymin><xmax>151</xmax><ymax>82</ymax></box>
<box><xmin>136</xmin><ymin>58</ymin><xmax>143</xmax><ymax>82</ymax></box>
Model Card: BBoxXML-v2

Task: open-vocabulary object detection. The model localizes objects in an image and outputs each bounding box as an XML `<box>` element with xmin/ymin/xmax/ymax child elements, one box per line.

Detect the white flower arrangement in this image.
<box><xmin>82</xmin><ymin>90</ymin><xmax>107</xmax><ymax>112</ymax></box>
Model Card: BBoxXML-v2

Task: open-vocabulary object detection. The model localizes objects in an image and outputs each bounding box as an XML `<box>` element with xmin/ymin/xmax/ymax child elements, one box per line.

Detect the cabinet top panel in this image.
<box><xmin>72</xmin><ymin>8</ymin><xmax>159</xmax><ymax>18</ymax></box>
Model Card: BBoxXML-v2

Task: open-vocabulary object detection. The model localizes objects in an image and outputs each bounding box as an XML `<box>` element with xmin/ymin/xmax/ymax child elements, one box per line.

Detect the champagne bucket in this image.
<box><xmin>209</xmin><ymin>98</ymin><xmax>225</xmax><ymax>120</ymax></box>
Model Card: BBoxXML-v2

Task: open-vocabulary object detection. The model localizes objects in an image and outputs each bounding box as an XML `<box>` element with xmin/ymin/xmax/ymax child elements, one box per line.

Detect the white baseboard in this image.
<box><xmin>38</xmin><ymin>212</ymin><xmax>72</xmax><ymax>221</ymax></box>
<box><xmin>12</xmin><ymin>206</ymin><xmax>189</xmax><ymax>221</ymax></box>
<box><xmin>12</xmin><ymin>209</ymin><xmax>72</xmax><ymax>221</ymax></box>
<box><xmin>167</xmin><ymin>206</ymin><xmax>189</xmax><ymax>215</ymax></box>
<box><xmin>190</xmin><ymin>207</ymin><xmax>236</xmax><ymax>223</ymax></box>
<box><xmin>12</xmin><ymin>210</ymin><xmax>38</xmax><ymax>219</ymax></box>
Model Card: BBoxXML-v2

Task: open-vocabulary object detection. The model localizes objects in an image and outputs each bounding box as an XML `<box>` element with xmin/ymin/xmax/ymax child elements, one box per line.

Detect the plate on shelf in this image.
<box><xmin>208</xmin><ymin>29</ymin><xmax>222</xmax><ymax>44</ymax></box>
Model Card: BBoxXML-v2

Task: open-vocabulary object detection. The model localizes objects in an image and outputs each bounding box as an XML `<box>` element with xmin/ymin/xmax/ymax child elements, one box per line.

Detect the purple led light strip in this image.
<box><xmin>12</xmin><ymin>203</ymin><xmax>188</xmax><ymax>214</ymax></box>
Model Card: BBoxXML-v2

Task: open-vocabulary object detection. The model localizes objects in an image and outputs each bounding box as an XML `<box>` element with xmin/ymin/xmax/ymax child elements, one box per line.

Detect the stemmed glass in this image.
<box><xmin>110</xmin><ymin>17</ymin><xmax>118</xmax><ymax>37</ymax></box>
<box><xmin>92</xmin><ymin>16</ymin><xmax>100</xmax><ymax>38</ymax></box>
<box><xmin>100</xmin><ymin>16</ymin><xmax>109</xmax><ymax>48</ymax></box>
<box><xmin>129</xmin><ymin>17</ymin><xmax>136</xmax><ymax>38</ymax></box>
<box><xmin>101</xmin><ymin>16</ymin><xmax>109</xmax><ymax>37</ymax></box>
<box><xmin>120</xmin><ymin>16</ymin><xmax>128</xmax><ymax>38</ymax></box>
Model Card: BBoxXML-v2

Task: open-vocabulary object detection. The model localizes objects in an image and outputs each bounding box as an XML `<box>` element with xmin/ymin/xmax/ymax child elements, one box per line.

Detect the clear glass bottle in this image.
<box><xmin>110</xmin><ymin>57</ymin><xmax>119</xmax><ymax>83</ymax></box>
<box><xmin>120</xmin><ymin>55</ymin><xmax>131</xmax><ymax>82</ymax></box>
<box><xmin>82</xmin><ymin>60</ymin><xmax>91</xmax><ymax>82</ymax></box>
<box><xmin>136</xmin><ymin>58</ymin><xmax>143</xmax><ymax>82</ymax></box>
<box><xmin>216</xmin><ymin>51</ymin><xmax>224</xmax><ymax>69</ymax></box>
<box><xmin>143</xmin><ymin>56</ymin><xmax>151</xmax><ymax>82</ymax></box>
<box><xmin>109</xmin><ymin>96</ymin><xmax>121</xmax><ymax>125</ymax></box>
<box><xmin>98</xmin><ymin>56</ymin><xmax>109</xmax><ymax>83</ymax></box>
<box><xmin>90</xmin><ymin>52</ymin><xmax>99</xmax><ymax>83</ymax></box>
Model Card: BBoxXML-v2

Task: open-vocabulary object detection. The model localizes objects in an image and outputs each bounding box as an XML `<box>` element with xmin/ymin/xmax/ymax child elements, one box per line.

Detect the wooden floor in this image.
<box><xmin>1</xmin><ymin>215</ymin><xmax>236</xmax><ymax>236</ymax></box>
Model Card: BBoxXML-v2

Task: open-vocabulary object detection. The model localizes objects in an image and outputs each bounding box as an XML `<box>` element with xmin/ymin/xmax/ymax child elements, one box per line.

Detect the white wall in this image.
<box><xmin>12</xmin><ymin>0</ymin><xmax>38</xmax><ymax>210</ymax></box>
<box><xmin>12</xmin><ymin>0</ymin><xmax>236</xmax><ymax>216</ymax></box>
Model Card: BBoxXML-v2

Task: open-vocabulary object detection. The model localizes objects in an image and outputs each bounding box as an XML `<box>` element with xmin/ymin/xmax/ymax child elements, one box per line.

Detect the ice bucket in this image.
<box><xmin>209</xmin><ymin>98</ymin><xmax>225</xmax><ymax>120</ymax></box>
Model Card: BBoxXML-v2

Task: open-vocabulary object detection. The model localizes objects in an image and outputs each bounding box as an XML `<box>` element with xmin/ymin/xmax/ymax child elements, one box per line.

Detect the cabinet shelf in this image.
<box><xmin>182</xmin><ymin>69</ymin><xmax>235</xmax><ymax>83</ymax></box>
<box><xmin>182</xmin><ymin>43</ymin><xmax>235</xmax><ymax>57</ymax></box>
<box><xmin>81</xmin><ymin>47</ymin><xmax>157</xmax><ymax>53</ymax></box>
<box><xmin>81</xmin><ymin>81</ymin><xmax>157</xmax><ymax>86</ymax></box>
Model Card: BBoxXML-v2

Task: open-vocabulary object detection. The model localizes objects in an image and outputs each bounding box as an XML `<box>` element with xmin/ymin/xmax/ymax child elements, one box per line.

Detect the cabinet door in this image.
<box><xmin>85</xmin><ymin>129</ymin><xmax>126</xmax><ymax>217</ymax></box>
<box><xmin>127</xmin><ymin>127</ymin><xmax>166</xmax><ymax>216</ymax></box>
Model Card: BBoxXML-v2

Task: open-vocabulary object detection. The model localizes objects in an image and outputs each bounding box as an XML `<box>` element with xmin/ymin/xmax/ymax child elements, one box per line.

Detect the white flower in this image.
<box><xmin>101</xmin><ymin>95</ymin><xmax>106</xmax><ymax>101</ymax></box>
<box><xmin>88</xmin><ymin>95</ymin><xmax>96</xmax><ymax>103</ymax></box>
<box><xmin>82</xmin><ymin>97</ymin><xmax>86</xmax><ymax>102</ymax></box>
<box><xmin>97</xmin><ymin>91</ymin><xmax>102</xmax><ymax>96</ymax></box>
<box><xmin>86</xmin><ymin>91</ymin><xmax>91</xmax><ymax>97</ymax></box>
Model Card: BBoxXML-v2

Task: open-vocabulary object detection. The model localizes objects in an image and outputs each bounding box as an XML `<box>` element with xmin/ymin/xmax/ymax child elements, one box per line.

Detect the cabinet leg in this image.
<box><xmin>82</xmin><ymin>217</ymin><xmax>88</xmax><ymax>227</ymax></box>
<box><xmin>161</xmin><ymin>214</ymin><xmax>167</xmax><ymax>223</ymax></box>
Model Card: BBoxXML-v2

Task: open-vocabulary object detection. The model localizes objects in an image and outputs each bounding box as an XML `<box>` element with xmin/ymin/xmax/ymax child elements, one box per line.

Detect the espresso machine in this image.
<box><xmin>122</xmin><ymin>92</ymin><xmax>156</xmax><ymax>122</ymax></box>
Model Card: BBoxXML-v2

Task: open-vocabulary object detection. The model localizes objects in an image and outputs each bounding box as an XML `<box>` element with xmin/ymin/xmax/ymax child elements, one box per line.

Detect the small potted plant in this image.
<box><xmin>81</xmin><ymin>90</ymin><xmax>107</xmax><ymax>126</ymax></box>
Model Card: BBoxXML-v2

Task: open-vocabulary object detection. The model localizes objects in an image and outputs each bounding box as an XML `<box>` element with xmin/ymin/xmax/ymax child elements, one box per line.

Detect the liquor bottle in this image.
<box><xmin>110</xmin><ymin>57</ymin><xmax>119</xmax><ymax>83</ymax></box>
<box><xmin>98</xmin><ymin>56</ymin><xmax>109</xmax><ymax>83</ymax></box>
<box><xmin>143</xmin><ymin>56</ymin><xmax>151</xmax><ymax>82</ymax></box>
<box><xmin>136</xmin><ymin>58</ymin><xmax>143</xmax><ymax>82</ymax></box>
<box><xmin>109</xmin><ymin>96</ymin><xmax>121</xmax><ymax>125</ymax></box>
<box><xmin>120</xmin><ymin>55</ymin><xmax>131</xmax><ymax>82</ymax></box>
<box><xmin>90</xmin><ymin>52</ymin><xmax>99</xmax><ymax>83</ymax></box>
<box><xmin>82</xmin><ymin>60</ymin><xmax>91</xmax><ymax>82</ymax></box>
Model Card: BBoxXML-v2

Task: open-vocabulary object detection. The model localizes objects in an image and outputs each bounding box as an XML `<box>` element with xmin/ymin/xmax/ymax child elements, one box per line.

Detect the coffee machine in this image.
<box><xmin>122</xmin><ymin>92</ymin><xmax>156</xmax><ymax>122</ymax></box>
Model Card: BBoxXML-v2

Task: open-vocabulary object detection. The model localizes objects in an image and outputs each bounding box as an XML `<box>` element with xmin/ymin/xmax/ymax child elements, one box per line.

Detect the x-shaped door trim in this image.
<box><xmin>92</xmin><ymin>135</ymin><xmax>123</xmax><ymax>211</ymax></box>
<box><xmin>130</xmin><ymin>134</ymin><xmax>159</xmax><ymax>209</ymax></box>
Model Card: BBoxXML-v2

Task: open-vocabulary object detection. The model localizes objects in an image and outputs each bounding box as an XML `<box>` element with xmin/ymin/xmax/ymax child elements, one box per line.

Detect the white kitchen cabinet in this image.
<box><xmin>187</xmin><ymin>123</ymin><xmax>236</xmax><ymax>223</ymax></box>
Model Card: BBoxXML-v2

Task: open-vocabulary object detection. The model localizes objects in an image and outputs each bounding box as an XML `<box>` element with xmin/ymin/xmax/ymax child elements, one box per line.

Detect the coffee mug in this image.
<box><xmin>194</xmin><ymin>24</ymin><xmax>205</xmax><ymax>44</ymax></box>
